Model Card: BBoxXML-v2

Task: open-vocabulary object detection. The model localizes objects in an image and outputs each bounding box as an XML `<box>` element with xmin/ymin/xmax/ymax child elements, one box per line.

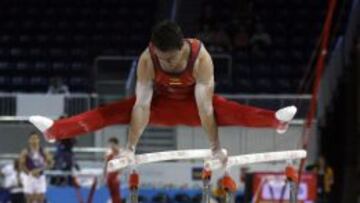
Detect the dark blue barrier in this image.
<box><xmin>46</xmin><ymin>186</ymin><xmax>244</xmax><ymax>203</ymax></box>
<box><xmin>0</xmin><ymin>188</ymin><xmax>10</xmax><ymax>203</ymax></box>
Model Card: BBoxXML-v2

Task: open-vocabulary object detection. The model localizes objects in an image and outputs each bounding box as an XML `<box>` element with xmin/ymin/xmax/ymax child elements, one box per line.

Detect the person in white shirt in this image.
<box><xmin>47</xmin><ymin>77</ymin><xmax>70</xmax><ymax>95</ymax></box>
<box><xmin>1</xmin><ymin>159</ymin><xmax>26</xmax><ymax>203</ymax></box>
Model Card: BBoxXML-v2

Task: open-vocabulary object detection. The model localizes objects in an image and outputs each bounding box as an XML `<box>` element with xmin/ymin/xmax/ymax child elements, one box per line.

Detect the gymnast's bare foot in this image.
<box><xmin>275</xmin><ymin>106</ymin><xmax>297</xmax><ymax>134</ymax></box>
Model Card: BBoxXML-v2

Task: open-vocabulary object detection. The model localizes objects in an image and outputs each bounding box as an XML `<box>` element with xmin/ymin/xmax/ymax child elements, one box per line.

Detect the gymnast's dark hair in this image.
<box><xmin>108</xmin><ymin>137</ymin><xmax>119</xmax><ymax>145</ymax></box>
<box><xmin>28</xmin><ymin>131</ymin><xmax>39</xmax><ymax>137</ymax></box>
<box><xmin>151</xmin><ymin>20</ymin><xmax>184</xmax><ymax>51</ymax></box>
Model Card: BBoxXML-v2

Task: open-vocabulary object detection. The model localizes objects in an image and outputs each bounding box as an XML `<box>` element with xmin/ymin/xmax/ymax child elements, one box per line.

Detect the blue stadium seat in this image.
<box><xmin>0</xmin><ymin>62</ymin><xmax>10</xmax><ymax>71</ymax></box>
<box><xmin>275</xmin><ymin>78</ymin><xmax>294</xmax><ymax>93</ymax></box>
<box><xmin>0</xmin><ymin>49</ymin><xmax>11</xmax><ymax>59</ymax></box>
<box><xmin>151</xmin><ymin>192</ymin><xmax>171</xmax><ymax>203</ymax></box>
<box><xmin>70</xmin><ymin>62</ymin><xmax>87</xmax><ymax>72</ymax></box>
<box><xmin>29</xmin><ymin>76</ymin><xmax>48</xmax><ymax>92</ymax></box>
<box><xmin>174</xmin><ymin>193</ymin><xmax>191</xmax><ymax>203</ymax></box>
<box><xmin>191</xmin><ymin>193</ymin><xmax>202</xmax><ymax>203</ymax></box>
<box><xmin>252</xmin><ymin>63</ymin><xmax>272</xmax><ymax>77</ymax></box>
<box><xmin>15</xmin><ymin>62</ymin><xmax>31</xmax><ymax>72</ymax></box>
<box><xmin>234</xmin><ymin>79</ymin><xmax>253</xmax><ymax>93</ymax></box>
<box><xmin>11</xmin><ymin>76</ymin><xmax>29</xmax><ymax>90</ymax></box>
<box><xmin>52</xmin><ymin>62</ymin><xmax>68</xmax><ymax>73</ymax></box>
<box><xmin>254</xmin><ymin>78</ymin><xmax>273</xmax><ymax>93</ymax></box>
<box><xmin>34</xmin><ymin>62</ymin><xmax>50</xmax><ymax>73</ymax></box>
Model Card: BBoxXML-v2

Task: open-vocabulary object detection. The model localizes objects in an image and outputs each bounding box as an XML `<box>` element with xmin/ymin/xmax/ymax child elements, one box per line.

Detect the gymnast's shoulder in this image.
<box><xmin>137</xmin><ymin>48</ymin><xmax>154</xmax><ymax>79</ymax></box>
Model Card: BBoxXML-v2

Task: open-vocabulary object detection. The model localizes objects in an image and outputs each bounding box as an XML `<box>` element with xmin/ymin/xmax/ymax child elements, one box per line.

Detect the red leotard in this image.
<box><xmin>106</xmin><ymin>150</ymin><xmax>121</xmax><ymax>203</ymax></box>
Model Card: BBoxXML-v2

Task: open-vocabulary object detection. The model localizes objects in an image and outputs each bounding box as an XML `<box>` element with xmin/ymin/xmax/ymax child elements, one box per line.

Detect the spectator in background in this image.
<box><xmin>207</xmin><ymin>26</ymin><xmax>232</xmax><ymax>53</ymax></box>
<box><xmin>307</xmin><ymin>155</ymin><xmax>334</xmax><ymax>203</ymax></box>
<box><xmin>212</xmin><ymin>179</ymin><xmax>226</xmax><ymax>203</ymax></box>
<box><xmin>249</xmin><ymin>24</ymin><xmax>270</xmax><ymax>60</ymax></box>
<box><xmin>312</xmin><ymin>155</ymin><xmax>334</xmax><ymax>203</ymax></box>
<box><xmin>197</xmin><ymin>24</ymin><xmax>213</xmax><ymax>45</ymax></box>
<box><xmin>234</xmin><ymin>167</ymin><xmax>248</xmax><ymax>203</ymax></box>
<box><xmin>47</xmin><ymin>77</ymin><xmax>69</xmax><ymax>94</ymax></box>
<box><xmin>1</xmin><ymin>159</ymin><xmax>26</xmax><ymax>203</ymax></box>
<box><xmin>52</xmin><ymin>139</ymin><xmax>78</xmax><ymax>186</ymax></box>
<box><xmin>51</xmin><ymin>115</ymin><xmax>79</xmax><ymax>186</ymax></box>
<box><xmin>250</xmin><ymin>24</ymin><xmax>272</xmax><ymax>48</ymax></box>
<box><xmin>103</xmin><ymin>137</ymin><xmax>122</xmax><ymax>203</ymax></box>
<box><xmin>199</xmin><ymin>4</ymin><xmax>216</xmax><ymax>29</ymax></box>
<box><xmin>19</xmin><ymin>132</ymin><xmax>53</xmax><ymax>203</ymax></box>
<box><xmin>233</xmin><ymin>26</ymin><xmax>250</xmax><ymax>54</ymax></box>
<box><xmin>233</xmin><ymin>0</ymin><xmax>253</xmax><ymax>22</ymax></box>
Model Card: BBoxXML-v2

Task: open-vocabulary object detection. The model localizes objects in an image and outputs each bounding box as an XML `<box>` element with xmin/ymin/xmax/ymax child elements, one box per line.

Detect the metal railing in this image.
<box><xmin>0</xmin><ymin>93</ymin><xmax>98</xmax><ymax>119</ymax></box>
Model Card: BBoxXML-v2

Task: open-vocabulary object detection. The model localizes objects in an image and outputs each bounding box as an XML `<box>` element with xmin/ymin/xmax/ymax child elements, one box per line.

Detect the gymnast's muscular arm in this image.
<box><xmin>126</xmin><ymin>49</ymin><xmax>154</xmax><ymax>152</ymax></box>
<box><xmin>193</xmin><ymin>46</ymin><xmax>221</xmax><ymax>153</ymax></box>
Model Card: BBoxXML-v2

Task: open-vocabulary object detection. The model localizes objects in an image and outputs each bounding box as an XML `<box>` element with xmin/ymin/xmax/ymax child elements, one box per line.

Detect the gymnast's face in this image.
<box><xmin>28</xmin><ymin>133</ymin><xmax>40</xmax><ymax>148</ymax></box>
<box><xmin>108</xmin><ymin>141</ymin><xmax>118</xmax><ymax>151</ymax></box>
<box><xmin>154</xmin><ymin>47</ymin><xmax>183</xmax><ymax>68</ymax></box>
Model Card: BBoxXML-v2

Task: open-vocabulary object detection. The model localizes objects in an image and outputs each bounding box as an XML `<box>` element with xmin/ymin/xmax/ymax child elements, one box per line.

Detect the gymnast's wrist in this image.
<box><xmin>126</xmin><ymin>144</ymin><xmax>136</xmax><ymax>152</ymax></box>
<box><xmin>211</xmin><ymin>144</ymin><xmax>221</xmax><ymax>154</ymax></box>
